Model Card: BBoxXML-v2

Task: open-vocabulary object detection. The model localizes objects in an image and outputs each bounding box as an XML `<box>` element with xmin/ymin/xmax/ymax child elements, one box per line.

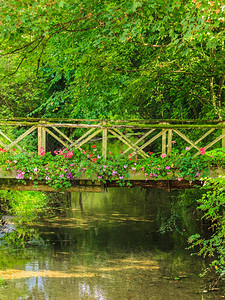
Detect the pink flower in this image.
<box><xmin>66</xmin><ymin>151</ymin><xmax>73</xmax><ymax>158</ymax></box>
<box><xmin>40</xmin><ymin>147</ymin><xmax>45</xmax><ymax>156</ymax></box>
<box><xmin>161</xmin><ymin>153</ymin><xmax>166</xmax><ymax>158</ymax></box>
<box><xmin>186</xmin><ymin>147</ymin><xmax>191</xmax><ymax>151</ymax></box>
<box><xmin>178</xmin><ymin>177</ymin><xmax>183</xmax><ymax>181</ymax></box>
<box><xmin>165</xmin><ymin>166</ymin><xmax>170</xmax><ymax>170</ymax></box>
<box><xmin>200</xmin><ymin>147</ymin><xmax>206</xmax><ymax>155</ymax></box>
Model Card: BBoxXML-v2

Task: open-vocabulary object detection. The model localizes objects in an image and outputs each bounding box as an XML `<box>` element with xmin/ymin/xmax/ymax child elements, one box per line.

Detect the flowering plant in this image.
<box><xmin>0</xmin><ymin>145</ymin><xmax>224</xmax><ymax>190</ymax></box>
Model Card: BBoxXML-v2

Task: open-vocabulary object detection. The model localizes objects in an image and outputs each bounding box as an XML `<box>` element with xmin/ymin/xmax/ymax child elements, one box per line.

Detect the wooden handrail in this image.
<box><xmin>0</xmin><ymin>119</ymin><xmax>225</xmax><ymax>158</ymax></box>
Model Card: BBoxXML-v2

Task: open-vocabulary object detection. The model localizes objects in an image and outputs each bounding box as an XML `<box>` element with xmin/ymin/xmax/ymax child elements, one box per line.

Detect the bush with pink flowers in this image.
<box><xmin>0</xmin><ymin>146</ymin><xmax>224</xmax><ymax>190</ymax></box>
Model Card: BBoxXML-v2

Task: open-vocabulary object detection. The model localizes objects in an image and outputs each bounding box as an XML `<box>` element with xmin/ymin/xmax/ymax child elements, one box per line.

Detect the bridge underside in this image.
<box><xmin>0</xmin><ymin>178</ymin><xmax>203</xmax><ymax>193</ymax></box>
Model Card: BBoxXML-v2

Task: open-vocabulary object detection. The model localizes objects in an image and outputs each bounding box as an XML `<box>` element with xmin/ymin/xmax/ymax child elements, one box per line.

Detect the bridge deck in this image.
<box><xmin>0</xmin><ymin>168</ymin><xmax>223</xmax><ymax>192</ymax></box>
<box><xmin>1</xmin><ymin>118</ymin><xmax>225</xmax><ymax>192</ymax></box>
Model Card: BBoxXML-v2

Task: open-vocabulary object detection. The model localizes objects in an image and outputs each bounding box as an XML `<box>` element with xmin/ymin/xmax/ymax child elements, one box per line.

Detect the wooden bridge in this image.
<box><xmin>0</xmin><ymin>118</ymin><xmax>225</xmax><ymax>192</ymax></box>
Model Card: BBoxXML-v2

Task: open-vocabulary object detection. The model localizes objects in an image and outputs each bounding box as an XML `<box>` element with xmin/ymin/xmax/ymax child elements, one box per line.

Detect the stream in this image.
<box><xmin>0</xmin><ymin>187</ymin><xmax>224</xmax><ymax>299</ymax></box>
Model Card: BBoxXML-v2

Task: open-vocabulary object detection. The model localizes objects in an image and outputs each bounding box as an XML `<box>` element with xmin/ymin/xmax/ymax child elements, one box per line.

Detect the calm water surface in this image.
<box><xmin>0</xmin><ymin>188</ymin><xmax>224</xmax><ymax>300</ymax></box>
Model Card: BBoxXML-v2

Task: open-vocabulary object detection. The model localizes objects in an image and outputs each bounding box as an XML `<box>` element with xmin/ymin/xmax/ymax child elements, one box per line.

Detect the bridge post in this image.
<box><xmin>162</xmin><ymin>130</ymin><xmax>166</xmax><ymax>154</ymax></box>
<box><xmin>38</xmin><ymin>125</ymin><xmax>46</xmax><ymax>155</ymax></box>
<box><xmin>161</xmin><ymin>122</ymin><xmax>168</xmax><ymax>154</ymax></box>
<box><xmin>102</xmin><ymin>121</ymin><xmax>107</xmax><ymax>160</ymax></box>
<box><xmin>222</xmin><ymin>122</ymin><xmax>225</xmax><ymax>148</ymax></box>
<box><xmin>167</xmin><ymin>129</ymin><xmax>172</xmax><ymax>154</ymax></box>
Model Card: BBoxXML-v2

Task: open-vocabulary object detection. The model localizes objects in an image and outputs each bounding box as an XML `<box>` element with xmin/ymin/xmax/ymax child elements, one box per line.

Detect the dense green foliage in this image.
<box><xmin>0</xmin><ymin>0</ymin><xmax>224</xmax><ymax>119</ymax></box>
<box><xmin>0</xmin><ymin>190</ymin><xmax>47</xmax><ymax>223</ymax></box>
<box><xmin>188</xmin><ymin>176</ymin><xmax>225</xmax><ymax>280</ymax></box>
<box><xmin>0</xmin><ymin>0</ymin><xmax>225</xmax><ymax>286</ymax></box>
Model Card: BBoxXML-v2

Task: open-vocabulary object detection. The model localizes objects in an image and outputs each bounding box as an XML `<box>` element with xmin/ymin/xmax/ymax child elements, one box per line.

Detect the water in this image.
<box><xmin>0</xmin><ymin>188</ymin><xmax>224</xmax><ymax>299</ymax></box>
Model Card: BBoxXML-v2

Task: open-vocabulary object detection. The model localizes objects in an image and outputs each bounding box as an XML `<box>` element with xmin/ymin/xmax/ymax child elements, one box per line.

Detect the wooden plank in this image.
<box><xmin>162</xmin><ymin>130</ymin><xmax>166</xmax><ymax>154</ymax></box>
<box><xmin>0</xmin><ymin>130</ymin><xmax>24</xmax><ymax>151</ymax></box>
<box><xmin>73</xmin><ymin>129</ymin><xmax>102</xmax><ymax>148</ymax></box>
<box><xmin>222</xmin><ymin>123</ymin><xmax>225</xmax><ymax>148</ymax></box>
<box><xmin>0</xmin><ymin>181</ymin><xmax>104</xmax><ymax>192</ymax></box>
<box><xmin>1</xmin><ymin>121</ymin><xmax>225</xmax><ymax>129</ymax></box>
<box><xmin>102</xmin><ymin>121</ymin><xmax>107</xmax><ymax>160</ymax></box>
<box><xmin>204</xmin><ymin>132</ymin><xmax>225</xmax><ymax>150</ymax></box>
<box><xmin>122</xmin><ymin>129</ymin><xmax>155</xmax><ymax>155</ymax></box>
<box><xmin>72</xmin><ymin>127</ymin><xmax>97</xmax><ymax>145</ymax></box>
<box><xmin>5</xmin><ymin>126</ymin><xmax>37</xmax><ymax>150</ymax></box>
<box><xmin>108</xmin><ymin>129</ymin><xmax>148</xmax><ymax>159</ymax></box>
<box><xmin>113</xmin><ymin>128</ymin><xmax>149</xmax><ymax>158</ymax></box>
<box><xmin>47</xmin><ymin>123</ymin><xmax>102</xmax><ymax>129</ymax></box>
<box><xmin>53</xmin><ymin>127</ymin><xmax>73</xmax><ymax>144</ymax></box>
<box><xmin>38</xmin><ymin>127</ymin><xmax>46</xmax><ymax>155</ymax></box>
<box><xmin>189</xmin><ymin>128</ymin><xmax>215</xmax><ymax>150</ymax></box>
<box><xmin>0</xmin><ymin>117</ymin><xmax>223</xmax><ymax>123</ymax></box>
<box><xmin>173</xmin><ymin>129</ymin><xmax>200</xmax><ymax>151</ymax></box>
<box><xmin>138</xmin><ymin>129</ymin><xmax>168</xmax><ymax>152</ymax></box>
<box><xmin>45</xmin><ymin>127</ymin><xmax>69</xmax><ymax>148</ymax></box>
<box><xmin>193</xmin><ymin>132</ymin><xmax>225</xmax><ymax>157</ymax></box>
<box><xmin>167</xmin><ymin>129</ymin><xmax>172</xmax><ymax>153</ymax></box>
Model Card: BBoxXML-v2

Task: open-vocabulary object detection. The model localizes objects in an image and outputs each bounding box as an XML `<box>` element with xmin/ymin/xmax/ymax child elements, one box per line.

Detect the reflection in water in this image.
<box><xmin>0</xmin><ymin>187</ymin><xmax>224</xmax><ymax>299</ymax></box>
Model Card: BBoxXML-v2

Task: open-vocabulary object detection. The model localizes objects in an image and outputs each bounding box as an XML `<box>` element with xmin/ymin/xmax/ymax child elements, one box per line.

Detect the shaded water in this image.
<box><xmin>0</xmin><ymin>188</ymin><xmax>224</xmax><ymax>299</ymax></box>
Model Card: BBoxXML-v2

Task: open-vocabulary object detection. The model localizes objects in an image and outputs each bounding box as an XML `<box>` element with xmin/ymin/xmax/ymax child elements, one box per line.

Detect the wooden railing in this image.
<box><xmin>0</xmin><ymin>118</ymin><xmax>225</xmax><ymax>159</ymax></box>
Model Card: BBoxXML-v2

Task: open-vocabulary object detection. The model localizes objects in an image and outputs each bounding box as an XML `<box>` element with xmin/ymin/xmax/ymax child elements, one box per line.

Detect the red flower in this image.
<box><xmin>200</xmin><ymin>147</ymin><xmax>206</xmax><ymax>155</ymax></box>
<box><xmin>120</xmin><ymin>151</ymin><xmax>123</xmax><ymax>154</ymax></box>
<box><xmin>92</xmin><ymin>145</ymin><xmax>96</xmax><ymax>148</ymax></box>
<box><xmin>148</xmin><ymin>151</ymin><xmax>153</xmax><ymax>155</ymax></box>
<box><xmin>89</xmin><ymin>154</ymin><xmax>93</xmax><ymax>157</ymax></box>
<box><xmin>40</xmin><ymin>146</ymin><xmax>45</xmax><ymax>156</ymax></box>
<box><xmin>92</xmin><ymin>158</ymin><xmax>97</xmax><ymax>162</ymax></box>
<box><xmin>129</xmin><ymin>158</ymin><xmax>132</xmax><ymax>161</ymax></box>
<box><xmin>108</xmin><ymin>151</ymin><xmax>111</xmax><ymax>154</ymax></box>
<box><xmin>12</xmin><ymin>148</ymin><xmax>16</xmax><ymax>151</ymax></box>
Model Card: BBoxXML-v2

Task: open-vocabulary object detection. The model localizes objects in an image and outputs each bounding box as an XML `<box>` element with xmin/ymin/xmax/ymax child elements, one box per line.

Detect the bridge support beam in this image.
<box><xmin>38</xmin><ymin>126</ymin><xmax>46</xmax><ymax>155</ymax></box>
<box><xmin>102</xmin><ymin>122</ymin><xmax>107</xmax><ymax>160</ymax></box>
<box><xmin>222</xmin><ymin>123</ymin><xmax>225</xmax><ymax>148</ymax></box>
